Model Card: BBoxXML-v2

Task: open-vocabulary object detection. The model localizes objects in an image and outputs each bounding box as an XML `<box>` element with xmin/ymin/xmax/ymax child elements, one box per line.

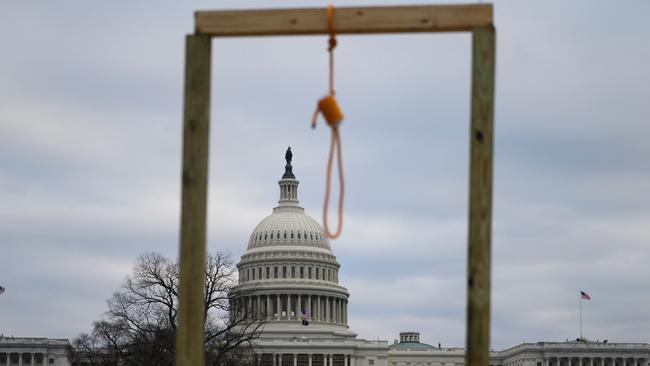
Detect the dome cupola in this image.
<box><xmin>246</xmin><ymin>147</ymin><xmax>331</xmax><ymax>251</ymax></box>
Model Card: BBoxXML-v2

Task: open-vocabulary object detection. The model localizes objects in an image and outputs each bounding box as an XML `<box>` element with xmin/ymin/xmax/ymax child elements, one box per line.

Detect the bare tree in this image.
<box><xmin>70</xmin><ymin>252</ymin><xmax>263</xmax><ymax>366</ymax></box>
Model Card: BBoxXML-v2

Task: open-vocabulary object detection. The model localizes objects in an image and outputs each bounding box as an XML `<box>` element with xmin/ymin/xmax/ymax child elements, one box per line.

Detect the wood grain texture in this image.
<box><xmin>176</xmin><ymin>34</ymin><xmax>211</xmax><ymax>366</ymax></box>
<box><xmin>195</xmin><ymin>4</ymin><xmax>492</xmax><ymax>36</ymax></box>
<box><xmin>466</xmin><ymin>25</ymin><xmax>495</xmax><ymax>366</ymax></box>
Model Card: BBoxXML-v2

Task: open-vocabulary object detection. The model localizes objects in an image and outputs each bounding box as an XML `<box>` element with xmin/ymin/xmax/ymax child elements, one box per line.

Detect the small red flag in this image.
<box><xmin>580</xmin><ymin>290</ymin><xmax>591</xmax><ymax>300</ymax></box>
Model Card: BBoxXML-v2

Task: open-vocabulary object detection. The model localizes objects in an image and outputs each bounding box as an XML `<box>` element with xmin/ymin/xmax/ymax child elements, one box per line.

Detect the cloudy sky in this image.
<box><xmin>1</xmin><ymin>0</ymin><xmax>649</xmax><ymax>350</ymax></box>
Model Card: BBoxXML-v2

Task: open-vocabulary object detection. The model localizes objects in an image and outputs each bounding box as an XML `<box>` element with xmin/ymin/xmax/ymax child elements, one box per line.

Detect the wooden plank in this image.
<box><xmin>466</xmin><ymin>25</ymin><xmax>495</xmax><ymax>366</ymax></box>
<box><xmin>195</xmin><ymin>4</ymin><xmax>492</xmax><ymax>36</ymax></box>
<box><xmin>176</xmin><ymin>34</ymin><xmax>212</xmax><ymax>366</ymax></box>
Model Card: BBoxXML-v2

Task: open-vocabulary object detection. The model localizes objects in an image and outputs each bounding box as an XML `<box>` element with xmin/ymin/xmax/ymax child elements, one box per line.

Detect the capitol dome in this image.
<box><xmin>247</xmin><ymin>208</ymin><xmax>331</xmax><ymax>251</ymax></box>
<box><xmin>231</xmin><ymin>147</ymin><xmax>353</xmax><ymax>338</ymax></box>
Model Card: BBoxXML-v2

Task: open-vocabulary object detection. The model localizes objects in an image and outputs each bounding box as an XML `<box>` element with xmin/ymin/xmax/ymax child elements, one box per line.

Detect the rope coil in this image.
<box><xmin>311</xmin><ymin>1</ymin><xmax>344</xmax><ymax>240</ymax></box>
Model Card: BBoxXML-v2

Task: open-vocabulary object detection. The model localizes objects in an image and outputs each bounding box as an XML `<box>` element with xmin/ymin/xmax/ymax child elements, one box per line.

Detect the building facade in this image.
<box><xmin>229</xmin><ymin>149</ymin><xmax>389</xmax><ymax>366</ymax></box>
<box><xmin>0</xmin><ymin>337</ymin><xmax>69</xmax><ymax>366</ymax></box>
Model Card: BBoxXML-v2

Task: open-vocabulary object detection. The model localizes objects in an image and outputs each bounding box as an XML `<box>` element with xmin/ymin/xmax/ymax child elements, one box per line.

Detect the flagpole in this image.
<box><xmin>579</xmin><ymin>294</ymin><xmax>583</xmax><ymax>340</ymax></box>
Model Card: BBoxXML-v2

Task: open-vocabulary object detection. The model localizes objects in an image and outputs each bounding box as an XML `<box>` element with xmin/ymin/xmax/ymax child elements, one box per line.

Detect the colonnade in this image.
<box><xmin>0</xmin><ymin>352</ymin><xmax>46</xmax><ymax>366</ymax></box>
<box><xmin>550</xmin><ymin>356</ymin><xmax>648</xmax><ymax>366</ymax></box>
<box><xmin>256</xmin><ymin>353</ymin><xmax>356</xmax><ymax>366</ymax></box>
<box><xmin>504</xmin><ymin>357</ymin><xmax>649</xmax><ymax>366</ymax></box>
<box><xmin>232</xmin><ymin>293</ymin><xmax>348</xmax><ymax>325</ymax></box>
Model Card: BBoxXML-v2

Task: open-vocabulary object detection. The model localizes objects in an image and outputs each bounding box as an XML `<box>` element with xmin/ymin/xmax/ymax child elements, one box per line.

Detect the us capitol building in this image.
<box><xmin>2</xmin><ymin>149</ymin><xmax>649</xmax><ymax>366</ymax></box>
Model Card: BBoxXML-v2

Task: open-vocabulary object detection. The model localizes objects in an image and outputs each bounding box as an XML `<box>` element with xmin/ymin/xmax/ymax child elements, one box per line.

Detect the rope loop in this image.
<box><xmin>323</xmin><ymin>126</ymin><xmax>344</xmax><ymax>239</ymax></box>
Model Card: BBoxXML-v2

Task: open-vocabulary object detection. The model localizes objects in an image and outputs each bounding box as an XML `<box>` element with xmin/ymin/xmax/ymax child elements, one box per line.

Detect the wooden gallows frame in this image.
<box><xmin>176</xmin><ymin>4</ymin><xmax>495</xmax><ymax>366</ymax></box>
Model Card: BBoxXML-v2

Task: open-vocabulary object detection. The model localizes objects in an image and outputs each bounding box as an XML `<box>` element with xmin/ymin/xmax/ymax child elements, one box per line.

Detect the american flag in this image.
<box><xmin>301</xmin><ymin>308</ymin><xmax>310</xmax><ymax>325</ymax></box>
<box><xmin>580</xmin><ymin>290</ymin><xmax>591</xmax><ymax>300</ymax></box>
<box><xmin>0</xmin><ymin>286</ymin><xmax>5</xmax><ymax>295</ymax></box>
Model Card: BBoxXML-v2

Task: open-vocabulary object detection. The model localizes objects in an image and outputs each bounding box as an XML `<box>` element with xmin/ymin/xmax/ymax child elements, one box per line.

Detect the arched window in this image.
<box><xmin>300</xmin><ymin>267</ymin><xmax>304</xmax><ymax>278</ymax></box>
<box><xmin>270</xmin><ymin>232</ymin><xmax>273</xmax><ymax>239</ymax></box>
<box><xmin>310</xmin><ymin>233</ymin><xmax>313</xmax><ymax>240</ymax></box>
<box><xmin>298</xmin><ymin>232</ymin><xmax>301</xmax><ymax>239</ymax></box>
<box><xmin>258</xmin><ymin>267</ymin><xmax>262</xmax><ymax>279</ymax></box>
<box><xmin>274</xmin><ymin>267</ymin><xmax>278</xmax><ymax>278</ymax></box>
<box><xmin>308</xmin><ymin>267</ymin><xmax>312</xmax><ymax>279</ymax></box>
<box><xmin>266</xmin><ymin>267</ymin><xmax>270</xmax><ymax>279</ymax></box>
<box><xmin>277</xmin><ymin>231</ymin><xmax>280</xmax><ymax>239</ymax></box>
<box><xmin>264</xmin><ymin>233</ymin><xmax>267</xmax><ymax>240</ymax></box>
<box><xmin>282</xmin><ymin>266</ymin><xmax>287</xmax><ymax>278</ymax></box>
<box><xmin>291</xmin><ymin>231</ymin><xmax>294</xmax><ymax>239</ymax></box>
<box><xmin>316</xmin><ymin>268</ymin><xmax>320</xmax><ymax>280</ymax></box>
<box><xmin>251</xmin><ymin>268</ymin><xmax>255</xmax><ymax>280</ymax></box>
<box><xmin>284</xmin><ymin>232</ymin><xmax>287</xmax><ymax>239</ymax></box>
<box><xmin>322</xmin><ymin>268</ymin><xmax>325</xmax><ymax>280</ymax></box>
<box><xmin>291</xmin><ymin>266</ymin><xmax>295</xmax><ymax>278</ymax></box>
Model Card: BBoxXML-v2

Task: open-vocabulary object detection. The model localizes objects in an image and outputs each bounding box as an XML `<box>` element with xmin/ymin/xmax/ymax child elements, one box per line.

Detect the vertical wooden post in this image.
<box><xmin>176</xmin><ymin>34</ymin><xmax>212</xmax><ymax>366</ymax></box>
<box><xmin>466</xmin><ymin>24</ymin><xmax>495</xmax><ymax>366</ymax></box>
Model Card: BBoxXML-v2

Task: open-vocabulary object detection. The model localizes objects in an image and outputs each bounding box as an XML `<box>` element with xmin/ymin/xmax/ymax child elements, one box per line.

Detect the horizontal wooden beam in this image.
<box><xmin>195</xmin><ymin>4</ymin><xmax>492</xmax><ymax>37</ymax></box>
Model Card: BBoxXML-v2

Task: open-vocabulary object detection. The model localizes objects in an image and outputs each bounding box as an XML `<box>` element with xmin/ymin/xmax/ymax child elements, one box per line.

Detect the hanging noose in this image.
<box><xmin>311</xmin><ymin>1</ymin><xmax>344</xmax><ymax>239</ymax></box>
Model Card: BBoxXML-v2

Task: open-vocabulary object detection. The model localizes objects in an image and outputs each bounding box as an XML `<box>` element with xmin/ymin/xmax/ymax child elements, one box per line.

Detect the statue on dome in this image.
<box><xmin>283</xmin><ymin>147</ymin><xmax>295</xmax><ymax>179</ymax></box>
<box><xmin>285</xmin><ymin>146</ymin><xmax>293</xmax><ymax>165</ymax></box>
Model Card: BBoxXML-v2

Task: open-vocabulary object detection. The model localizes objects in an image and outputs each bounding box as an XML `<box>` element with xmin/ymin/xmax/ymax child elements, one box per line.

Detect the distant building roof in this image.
<box><xmin>390</xmin><ymin>341</ymin><xmax>437</xmax><ymax>351</ymax></box>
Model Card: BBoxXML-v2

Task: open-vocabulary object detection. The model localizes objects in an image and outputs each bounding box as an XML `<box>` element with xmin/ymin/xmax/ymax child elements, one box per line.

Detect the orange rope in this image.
<box><xmin>312</xmin><ymin>1</ymin><xmax>344</xmax><ymax>239</ymax></box>
<box><xmin>323</xmin><ymin>126</ymin><xmax>344</xmax><ymax>239</ymax></box>
<box><xmin>327</xmin><ymin>1</ymin><xmax>336</xmax><ymax>95</ymax></box>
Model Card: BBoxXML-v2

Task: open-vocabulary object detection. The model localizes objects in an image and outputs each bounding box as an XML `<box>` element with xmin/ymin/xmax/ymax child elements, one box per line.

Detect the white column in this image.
<box><xmin>31</xmin><ymin>354</ymin><xmax>35</xmax><ymax>366</ymax></box>
<box><xmin>309</xmin><ymin>354</ymin><xmax>313</xmax><ymax>366</ymax></box>
<box><xmin>329</xmin><ymin>354</ymin><xmax>333</xmax><ymax>366</ymax></box>
<box><xmin>298</xmin><ymin>294</ymin><xmax>302</xmax><ymax>318</ymax></box>
<box><xmin>316</xmin><ymin>296</ymin><xmax>321</xmax><ymax>322</ymax></box>
<box><xmin>276</xmin><ymin>295</ymin><xmax>281</xmax><ymax>320</ymax></box>
<box><xmin>326</xmin><ymin>297</ymin><xmax>330</xmax><ymax>322</ymax></box>
<box><xmin>273</xmin><ymin>353</ymin><xmax>277</xmax><ymax>366</ymax></box>
<box><xmin>279</xmin><ymin>354</ymin><xmax>283</xmax><ymax>366</ymax></box>
<box><xmin>288</xmin><ymin>294</ymin><xmax>292</xmax><ymax>319</ymax></box>
<box><xmin>345</xmin><ymin>355</ymin><xmax>348</xmax><ymax>366</ymax></box>
<box><xmin>337</xmin><ymin>299</ymin><xmax>340</xmax><ymax>323</ymax></box>
<box><xmin>294</xmin><ymin>354</ymin><xmax>298</xmax><ymax>366</ymax></box>
<box><xmin>18</xmin><ymin>353</ymin><xmax>23</xmax><ymax>366</ymax></box>
<box><xmin>267</xmin><ymin>296</ymin><xmax>271</xmax><ymax>320</ymax></box>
